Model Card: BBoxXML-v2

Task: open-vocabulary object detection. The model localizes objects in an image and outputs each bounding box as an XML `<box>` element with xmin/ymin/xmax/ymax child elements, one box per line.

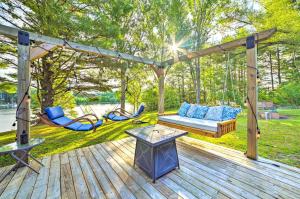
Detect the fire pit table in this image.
<box><xmin>125</xmin><ymin>124</ymin><xmax>187</xmax><ymax>183</ymax></box>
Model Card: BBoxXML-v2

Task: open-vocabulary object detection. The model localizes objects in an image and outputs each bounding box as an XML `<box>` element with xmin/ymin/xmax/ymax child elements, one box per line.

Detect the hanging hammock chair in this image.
<box><xmin>38</xmin><ymin>106</ymin><xmax>103</xmax><ymax>132</ymax></box>
<box><xmin>103</xmin><ymin>104</ymin><xmax>146</xmax><ymax>123</ymax></box>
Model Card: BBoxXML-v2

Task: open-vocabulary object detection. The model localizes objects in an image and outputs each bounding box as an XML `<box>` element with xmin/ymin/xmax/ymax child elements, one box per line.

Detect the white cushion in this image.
<box><xmin>158</xmin><ymin>115</ymin><xmax>218</xmax><ymax>132</ymax></box>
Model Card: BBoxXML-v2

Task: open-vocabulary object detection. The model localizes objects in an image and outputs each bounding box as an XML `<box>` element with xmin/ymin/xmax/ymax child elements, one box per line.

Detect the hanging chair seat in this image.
<box><xmin>103</xmin><ymin>104</ymin><xmax>145</xmax><ymax>122</ymax></box>
<box><xmin>52</xmin><ymin>116</ymin><xmax>103</xmax><ymax>131</ymax></box>
<box><xmin>104</xmin><ymin>112</ymin><xmax>129</xmax><ymax>121</ymax></box>
<box><xmin>38</xmin><ymin>106</ymin><xmax>103</xmax><ymax>132</ymax></box>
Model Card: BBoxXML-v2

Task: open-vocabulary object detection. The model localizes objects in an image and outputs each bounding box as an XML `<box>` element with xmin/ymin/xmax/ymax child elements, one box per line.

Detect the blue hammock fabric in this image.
<box><xmin>45</xmin><ymin>106</ymin><xmax>103</xmax><ymax>131</ymax></box>
<box><xmin>104</xmin><ymin>104</ymin><xmax>145</xmax><ymax>121</ymax></box>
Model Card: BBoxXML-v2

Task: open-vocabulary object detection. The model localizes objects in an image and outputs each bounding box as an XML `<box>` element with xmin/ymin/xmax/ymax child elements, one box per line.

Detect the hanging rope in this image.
<box><xmin>72</xmin><ymin>72</ymin><xmax>98</xmax><ymax>116</ymax></box>
<box><xmin>229</xmin><ymin>55</ymin><xmax>237</xmax><ymax>105</ymax></box>
<box><xmin>222</xmin><ymin>52</ymin><xmax>230</xmax><ymax>105</ymax></box>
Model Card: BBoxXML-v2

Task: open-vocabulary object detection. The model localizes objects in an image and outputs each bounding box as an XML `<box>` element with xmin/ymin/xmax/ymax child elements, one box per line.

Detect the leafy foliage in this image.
<box><xmin>0</xmin><ymin>0</ymin><xmax>300</xmax><ymax>111</ymax></box>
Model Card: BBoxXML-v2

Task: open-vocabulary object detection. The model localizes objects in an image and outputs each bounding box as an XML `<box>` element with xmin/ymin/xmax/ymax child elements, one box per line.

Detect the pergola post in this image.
<box><xmin>17</xmin><ymin>31</ymin><xmax>31</xmax><ymax>163</ymax></box>
<box><xmin>157</xmin><ymin>68</ymin><xmax>165</xmax><ymax>114</ymax></box>
<box><xmin>246</xmin><ymin>35</ymin><xmax>258</xmax><ymax>160</ymax></box>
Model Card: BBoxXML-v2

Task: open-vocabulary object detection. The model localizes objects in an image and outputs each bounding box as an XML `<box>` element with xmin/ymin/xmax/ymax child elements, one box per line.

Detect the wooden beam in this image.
<box><xmin>162</xmin><ymin>28</ymin><xmax>277</xmax><ymax>66</ymax></box>
<box><xmin>246</xmin><ymin>35</ymin><xmax>258</xmax><ymax>160</ymax></box>
<box><xmin>30</xmin><ymin>43</ymin><xmax>57</xmax><ymax>61</ymax></box>
<box><xmin>17</xmin><ymin>31</ymin><xmax>31</xmax><ymax>163</ymax></box>
<box><xmin>0</xmin><ymin>24</ymin><xmax>161</xmax><ymax>66</ymax></box>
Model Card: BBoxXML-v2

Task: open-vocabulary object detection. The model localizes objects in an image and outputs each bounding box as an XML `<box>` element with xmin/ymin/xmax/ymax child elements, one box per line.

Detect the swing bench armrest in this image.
<box><xmin>217</xmin><ymin>119</ymin><xmax>236</xmax><ymax>137</ymax></box>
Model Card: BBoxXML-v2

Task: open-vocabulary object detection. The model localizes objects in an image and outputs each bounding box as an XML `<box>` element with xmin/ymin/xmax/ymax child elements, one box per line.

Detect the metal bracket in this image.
<box><xmin>246</xmin><ymin>35</ymin><xmax>255</xmax><ymax>49</ymax></box>
<box><xmin>18</xmin><ymin>31</ymin><xmax>30</xmax><ymax>46</ymax></box>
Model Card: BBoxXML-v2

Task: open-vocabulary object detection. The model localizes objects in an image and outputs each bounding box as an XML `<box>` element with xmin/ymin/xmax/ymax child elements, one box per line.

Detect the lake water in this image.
<box><xmin>0</xmin><ymin>103</ymin><xmax>133</xmax><ymax>133</ymax></box>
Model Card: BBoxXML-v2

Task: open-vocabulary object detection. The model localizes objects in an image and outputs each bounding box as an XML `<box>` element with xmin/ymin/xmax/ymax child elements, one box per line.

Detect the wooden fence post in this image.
<box><xmin>246</xmin><ymin>35</ymin><xmax>258</xmax><ymax>160</ymax></box>
<box><xmin>17</xmin><ymin>31</ymin><xmax>31</xmax><ymax>163</ymax></box>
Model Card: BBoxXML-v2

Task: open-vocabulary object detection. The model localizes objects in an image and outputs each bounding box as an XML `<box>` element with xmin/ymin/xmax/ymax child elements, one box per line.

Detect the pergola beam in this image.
<box><xmin>30</xmin><ymin>43</ymin><xmax>57</xmax><ymax>61</ymax></box>
<box><xmin>162</xmin><ymin>28</ymin><xmax>277</xmax><ymax>66</ymax></box>
<box><xmin>0</xmin><ymin>24</ymin><xmax>161</xmax><ymax>66</ymax></box>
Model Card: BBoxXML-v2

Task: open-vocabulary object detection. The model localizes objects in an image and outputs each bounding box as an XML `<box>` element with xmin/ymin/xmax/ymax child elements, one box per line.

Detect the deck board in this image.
<box><xmin>14</xmin><ymin>157</ymin><xmax>41</xmax><ymax>199</ymax></box>
<box><xmin>176</xmin><ymin>143</ymin><xmax>299</xmax><ymax>199</ymax></box>
<box><xmin>59</xmin><ymin>152</ymin><xmax>76</xmax><ymax>199</ymax></box>
<box><xmin>30</xmin><ymin>156</ymin><xmax>51</xmax><ymax>199</ymax></box>
<box><xmin>0</xmin><ymin>137</ymin><xmax>299</xmax><ymax>199</ymax></box>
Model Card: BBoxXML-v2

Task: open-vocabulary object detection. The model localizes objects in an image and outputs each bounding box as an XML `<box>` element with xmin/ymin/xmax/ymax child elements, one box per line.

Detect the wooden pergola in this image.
<box><xmin>0</xmin><ymin>24</ymin><xmax>276</xmax><ymax>160</ymax></box>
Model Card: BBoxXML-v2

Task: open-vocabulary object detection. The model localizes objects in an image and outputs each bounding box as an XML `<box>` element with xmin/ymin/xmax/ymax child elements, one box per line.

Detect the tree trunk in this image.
<box><xmin>181</xmin><ymin>72</ymin><xmax>185</xmax><ymax>101</ymax></box>
<box><xmin>177</xmin><ymin>75</ymin><xmax>181</xmax><ymax>102</ymax></box>
<box><xmin>269</xmin><ymin>51</ymin><xmax>274</xmax><ymax>90</ymax></box>
<box><xmin>276</xmin><ymin>46</ymin><xmax>281</xmax><ymax>84</ymax></box>
<box><xmin>40</xmin><ymin>53</ymin><xmax>55</xmax><ymax>112</ymax></box>
<box><xmin>157</xmin><ymin>68</ymin><xmax>165</xmax><ymax>114</ymax></box>
<box><xmin>189</xmin><ymin>62</ymin><xmax>196</xmax><ymax>91</ymax></box>
<box><xmin>120</xmin><ymin>66</ymin><xmax>126</xmax><ymax>113</ymax></box>
<box><xmin>195</xmin><ymin>58</ymin><xmax>201</xmax><ymax>104</ymax></box>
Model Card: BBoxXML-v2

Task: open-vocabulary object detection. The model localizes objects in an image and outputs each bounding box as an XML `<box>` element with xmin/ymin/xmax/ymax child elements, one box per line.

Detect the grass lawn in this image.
<box><xmin>0</xmin><ymin>109</ymin><xmax>299</xmax><ymax>168</ymax></box>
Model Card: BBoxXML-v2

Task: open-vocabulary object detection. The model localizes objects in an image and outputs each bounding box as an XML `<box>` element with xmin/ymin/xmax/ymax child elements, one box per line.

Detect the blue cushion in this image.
<box><xmin>105</xmin><ymin>112</ymin><xmax>129</xmax><ymax>121</ymax></box>
<box><xmin>132</xmin><ymin>105</ymin><xmax>145</xmax><ymax>117</ymax></box>
<box><xmin>95</xmin><ymin>120</ymin><xmax>103</xmax><ymax>127</ymax></box>
<box><xmin>222</xmin><ymin>106</ymin><xmax>241</xmax><ymax>121</ymax></box>
<box><xmin>193</xmin><ymin>105</ymin><xmax>209</xmax><ymax>119</ymax></box>
<box><xmin>159</xmin><ymin>115</ymin><xmax>219</xmax><ymax>132</ymax></box>
<box><xmin>178</xmin><ymin>102</ymin><xmax>191</xmax><ymax>117</ymax></box>
<box><xmin>74</xmin><ymin>120</ymin><xmax>103</xmax><ymax>131</ymax></box>
<box><xmin>52</xmin><ymin>116</ymin><xmax>103</xmax><ymax>131</ymax></box>
<box><xmin>45</xmin><ymin>106</ymin><xmax>65</xmax><ymax>120</ymax></box>
<box><xmin>52</xmin><ymin>116</ymin><xmax>83</xmax><ymax>130</ymax></box>
<box><xmin>205</xmin><ymin>106</ymin><xmax>224</xmax><ymax>121</ymax></box>
<box><xmin>186</xmin><ymin>104</ymin><xmax>197</xmax><ymax>118</ymax></box>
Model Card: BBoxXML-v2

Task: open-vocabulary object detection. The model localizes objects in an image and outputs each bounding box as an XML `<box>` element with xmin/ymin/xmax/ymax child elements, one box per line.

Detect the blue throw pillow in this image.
<box><xmin>193</xmin><ymin>105</ymin><xmax>209</xmax><ymax>119</ymax></box>
<box><xmin>186</xmin><ymin>104</ymin><xmax>197</xmax><ymax>118</ymax></box>
<box><xmin>205</xmin><ymin>106</ymin><xmax>224</xmax><ymax>121</ymax></box>
<box><xmin>45</xmin><ymin>106</ymin><xmax>65</xmax><ymax>120</ymax></box>
<box><xmin>178</xmin><ymin>102</ymin><xmax>191</xmax><ymax>117</ymax></box>
<box><xmin>222</xmin><ymin>106</ymin><xmax>241</xmax><ymax>120</ymax></box>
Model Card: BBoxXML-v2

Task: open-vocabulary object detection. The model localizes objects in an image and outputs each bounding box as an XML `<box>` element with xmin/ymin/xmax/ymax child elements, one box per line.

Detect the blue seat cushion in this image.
<box><xmin>159</xmin><ymin>115</ymin><xmax>218</xmax><ymax>133</ymax></box>
<box><xmin>222</xmin><ymin>106</ymin><xmax>241</xmax><ymax>121</ymax></box>
<box><xmin>204</xmin><ymin>106</ymin><xmax>224</xmax><ymax>121</ymax></box>
<box><xmin>178</xmin><ymin>102</ymin><xmax>191</xmax><ymax>117</ymax></box>
<box><xmin>45</xmin><ymin>106</ymin><xmax>65</xmax><ymax>120</ymax></box>
<box><xmin>186</xmin><ymin>104</ymin><xmax>197</xmax><ymax>118</ymax></box>
<box><xmin>105</xmin><ymin>112</ymin><xmax>129</xmax><ymax>121</ymax></box>
<box><xmin>95</xmin><ymin>120</ymin><xmax>103</xmax><ymax>127</ymax></box>
<box><xmin>193</xmin><ymin>105</ymin><xmax>209</xmax><ymax>119</ymax></box>
<box><xmin>52</xmin><ymin>116</ymin><xmax>103</xmax><ymax>131</ymax></box>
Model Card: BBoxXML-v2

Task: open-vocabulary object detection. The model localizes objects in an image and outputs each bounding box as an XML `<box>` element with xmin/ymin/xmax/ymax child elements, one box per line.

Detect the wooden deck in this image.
<box><xmin>0</xmin><ymin>136</ymin><xmax>300</xmax><ymax>199</ymax></box>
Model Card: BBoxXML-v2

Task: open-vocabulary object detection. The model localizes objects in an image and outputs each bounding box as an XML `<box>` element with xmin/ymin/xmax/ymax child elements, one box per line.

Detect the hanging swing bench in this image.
<box><xmin>158</xmin><ymin>52</ymin><xmax>241</xmax><ymax>138</ymax></box>
<box><xmin>158</xmin><ymin>104</ymin><xmax>239</xmax><ymax>138</ymax></box>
